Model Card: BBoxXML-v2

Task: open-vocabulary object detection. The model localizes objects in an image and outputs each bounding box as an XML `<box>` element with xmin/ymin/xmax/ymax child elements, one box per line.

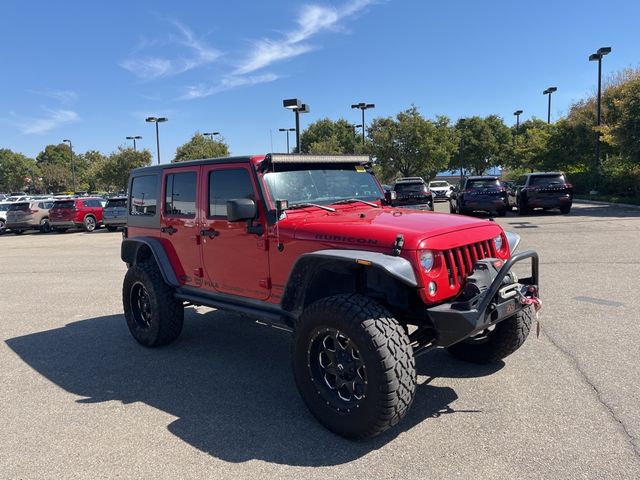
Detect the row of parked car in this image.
<box><xmin>0</xmin><ymin>194</ymin><xmax>128</xmax><ymax>235</ymax></box>
<box><xmin>384</xmin><ymin>172</ymin><xmax>573</xmax><ymax>217</ymax></box>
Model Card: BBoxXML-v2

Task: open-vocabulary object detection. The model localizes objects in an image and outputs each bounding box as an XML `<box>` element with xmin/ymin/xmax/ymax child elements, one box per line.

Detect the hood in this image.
<box><xmin>285</xmin><ymin>205</ymin><xmax>503</xmax><ymax>250</ymax></box>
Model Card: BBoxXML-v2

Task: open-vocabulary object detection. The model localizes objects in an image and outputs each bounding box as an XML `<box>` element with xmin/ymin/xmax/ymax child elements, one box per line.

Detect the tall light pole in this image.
<box><xmin>543</xmin><ymin>87</ymin><xmax>557</xmax><ymax>124</ymax></box>
<box><xmin>126</xmin><ymin>135</ymin><xmax>142</xmax><ymax>151</ymax></box>
<box><xmin>203</xmin><ymin>131</ymin><xmax>220</xmax><ymax>141</ymax></box>
<box><xmin>351</xmin><ymin>102</ymin><xmax>375</xmax><ymax>146</ymax></box>
<box><xmin>589</xmin><ymin>46</ymin><xmax>612</xmax><ymax>194</ymax></box>
<box><xmin>513</xmin><ymin>110</ymin><xmax>523</xmax><ymax>133</ymax></box>
<box><xmin>145</xmin><ymin>117</ymin><xmax>168</xmax><ymax>164</ymax></box>
<box><xmin>278</xmin><ymin>128</ymin><xmax>296</xmax><ymax>153</ymax></box>
<box><xmin>62</xmin><ymin>139</ymin><xmax>76</xmax><ymax>192</ymax></box>
<box><xmin>283</xmin><ymin>99</ymin><xmax>310</xmax><ymax>153</ymax></box>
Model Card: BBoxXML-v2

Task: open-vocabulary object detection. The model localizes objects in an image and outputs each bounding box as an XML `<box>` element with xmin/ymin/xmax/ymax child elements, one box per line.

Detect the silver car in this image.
<box><xmin>0</xmin><ymin>202</ymin><xmax>11</xmax><ymax>233</ymax></box>
<box><xmin>103</xmin><ymin>197</ymin><xmax>128</xmax><ymax>231</ymax></box>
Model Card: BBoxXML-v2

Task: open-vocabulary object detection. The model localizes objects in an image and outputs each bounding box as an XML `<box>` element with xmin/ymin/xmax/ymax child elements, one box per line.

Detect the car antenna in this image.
<box><xmin>269</xmin><ymin>130</ymin><xmax>283</xmax><ymax>251</ymax></box>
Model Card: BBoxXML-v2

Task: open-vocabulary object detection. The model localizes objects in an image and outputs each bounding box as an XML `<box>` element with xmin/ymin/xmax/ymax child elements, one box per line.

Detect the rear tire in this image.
<box><xmin>0</xmin><ymin>219</ymin><xmax>5</xmax><ymax>234</ymax></box>
<box><xmin>496</xmin><ymin>209</ymin><xmax>507</xmax><ymax>217</ymax></box>
<box><xmin>292</xmin><ymin>294</ymin><xmax>416</xmax><ymax>439</ymax></box>
<box><xmin>518</xmin><ymin>196</ymin><xmax>530</xmax><ymax>215</ymax></box>
<box><xmin>123</xmin><ymin>261</ymin><xmax>184</xmax><ymax>347</ymax></box>
<box><xmin>39</xmin><ymin>218</ymin><xmax>51</xmax><ymax>233</ymax></box>
<box><xmin>560</xmin><ymin>205</ymin><xmax>571</xmax><ymax>214</ymax></box>
<box><xmin>83</xmin><ymin>215</ymin><xmax>97</xmax><ymax>232</ymax></box>
<box><xmin>446</xmin><ymin>305</ymin><xmax>534</xmax><ymax>364</ymax></box>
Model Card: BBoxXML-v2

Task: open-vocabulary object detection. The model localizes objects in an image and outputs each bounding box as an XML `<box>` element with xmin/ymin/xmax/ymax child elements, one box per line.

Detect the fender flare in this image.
<box><xmin>121</xmin><ymin>237</ymin><xmax>180</xmax><ymax>287</ymax></box>
<box><xmin>280</xmin><ymin>249</ymin><xmax>417</xmax><ymax>314</ymax></box>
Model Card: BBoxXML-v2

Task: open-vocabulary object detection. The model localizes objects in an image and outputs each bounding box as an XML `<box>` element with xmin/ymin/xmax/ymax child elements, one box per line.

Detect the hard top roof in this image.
<box><xmin>525</xmin><ymin>172</ymin><xmax>563</xmax><ymax>176</ymax></box>
<box><xmin>130</xmin><ymin>155</ymin><xmax>263</xmax><ymax>175</ymax></box>
<box><xmin>466</xmin><ymin>175</ymin><xmax>499</xmax><ymax>180</ymax></box>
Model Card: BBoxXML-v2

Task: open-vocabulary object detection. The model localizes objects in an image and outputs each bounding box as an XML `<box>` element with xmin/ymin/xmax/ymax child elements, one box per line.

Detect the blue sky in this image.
<box><xmin>1</xmin><ymin>0</ymin><xmax>639</xmax><ymax>162</ymax></box>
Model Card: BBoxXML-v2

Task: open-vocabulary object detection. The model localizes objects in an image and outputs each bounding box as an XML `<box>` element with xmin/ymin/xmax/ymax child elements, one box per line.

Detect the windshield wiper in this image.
<box><xmin>331</xmin><ymin>198</ymin><xmax>380</xmax><ymax>208</ymax></box>
<box><xmin>288</xmin><ymin>203</ymin><xmax>336</xmax><ymax>212</ymax></box>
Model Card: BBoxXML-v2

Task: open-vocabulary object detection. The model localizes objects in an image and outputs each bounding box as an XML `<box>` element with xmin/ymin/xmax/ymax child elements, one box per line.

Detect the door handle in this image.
<box><xmin>200</xmin><ymin>229</ymin><xmax>219</xmax><ymax>238</ymax></box>
<box><xmin>161</xmin><ymin>226</ymin><xmax>177</xmax><ymax>235</ymax></box>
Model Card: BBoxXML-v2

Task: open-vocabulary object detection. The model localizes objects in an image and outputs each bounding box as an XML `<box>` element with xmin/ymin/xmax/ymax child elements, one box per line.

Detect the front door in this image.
<box><xmin>199</xmin><ymin>164</ymin><xmax>270</xmax><ymax>300</ymax></box>
<box><xmin>161</xmin><ymin>167</ymin><xmax>203</xmax><ymax>287</ymax></box>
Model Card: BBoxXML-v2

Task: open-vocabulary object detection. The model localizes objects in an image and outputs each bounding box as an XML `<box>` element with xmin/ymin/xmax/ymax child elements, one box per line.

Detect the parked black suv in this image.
<box><xmin>392</xmin><ymin>177</ymin><xmax>434</xmax><ymax>211</ymax></box>
<box><xmin>449</xmin><ymin>176</ymin><xmax>509</xmax><ymax>216</ymax></box>
<box><xmin>508</xmin><ymin>172</ymin><xmax>573</xmax><ymax>215</ymax></box>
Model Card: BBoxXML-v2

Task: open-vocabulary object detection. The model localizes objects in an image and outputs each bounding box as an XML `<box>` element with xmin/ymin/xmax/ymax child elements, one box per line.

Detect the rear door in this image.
<box><xmin>161</xmin><ymin>167</ymin><xmax>203</xmax><ymax>287</ymax></box>
<box><xmin>199</xmin><ymin>163</ymin><xmax>270</xmax><ymax>300</ymax></box>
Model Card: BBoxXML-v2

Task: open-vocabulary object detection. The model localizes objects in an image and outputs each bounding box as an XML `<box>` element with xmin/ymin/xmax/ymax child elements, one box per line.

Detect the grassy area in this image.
<box><xmin>575</xmin><ymin>194</ymin><xmax>640</xmax><ymax>206</ymax></box>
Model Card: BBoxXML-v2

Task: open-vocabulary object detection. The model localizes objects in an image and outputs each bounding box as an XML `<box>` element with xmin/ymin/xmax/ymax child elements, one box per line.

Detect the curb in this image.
<box><xmin>574</xmin><ymin>199</ymin><xmax>640</xmax><ymax>209</ymax></box>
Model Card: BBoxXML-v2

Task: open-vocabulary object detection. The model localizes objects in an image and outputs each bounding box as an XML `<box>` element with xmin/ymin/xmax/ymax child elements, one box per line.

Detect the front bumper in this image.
<box><xmin>426</xmin><ymin>250</ymin><xmax>539</xmax><ymax>347</ymax></box>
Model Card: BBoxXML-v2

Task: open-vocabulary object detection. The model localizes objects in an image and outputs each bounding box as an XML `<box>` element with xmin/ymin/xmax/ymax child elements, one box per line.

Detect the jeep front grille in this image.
<box><xmin>442</xmin><ymin>240</ymin><xmax>497</xmax><ymax>288</ymax></box>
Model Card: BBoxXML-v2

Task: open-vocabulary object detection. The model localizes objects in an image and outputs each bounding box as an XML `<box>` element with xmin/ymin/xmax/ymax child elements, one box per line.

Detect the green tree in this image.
<box><xmin>454</xmin><ymin>116</ymin><xmax>512</xmax><ymax>175</ymax></box>
<box><xmin>368</xmin><ymin>106</ymin><xmax>456</xmax><ymax>182</ymax></box>
<box><xmin>509</xmin><ymin>119</ymin><xmax>553</xmax><ymax>172</ymax></box>
<box><xmin>173</xmin><ymin>133</ymin><xmax>229</xmax><ymax>162</ymax></box>
<box><xmin>300</xmin><ymin>118</ymin><xmax>359</xmax><ymax>154</ymax></box>
<box><xmin>36</xmin><ymin>144</ymin><xmax>75</xmax><ymax>192</ymax></box>
<box><xmin>80</xmin><ymin>150</ymin><xmax>109</xmax><ymax>191</ymax></box>
<box><xmin>100</xmin><ymin>147</ymin><xmax>153</xmax><ymax>191</ymax></box>
<box><xmin>0</xmin><ymin>149</ymin><xmax>40</xmax><ymax>192</ymax></box>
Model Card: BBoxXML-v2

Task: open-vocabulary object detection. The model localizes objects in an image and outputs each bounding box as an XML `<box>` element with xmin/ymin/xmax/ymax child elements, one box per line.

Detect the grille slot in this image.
<box><xmin>443</xmin><ymin>240</ymin><xmax>497</xmax><ymax>288</ymax></box>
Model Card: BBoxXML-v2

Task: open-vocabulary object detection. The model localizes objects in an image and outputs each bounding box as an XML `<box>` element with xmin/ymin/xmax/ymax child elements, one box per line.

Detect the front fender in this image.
<box><xmin>121</xmin><ymin>237</ymin><xmax>180</xmax><ymax>287</ymax></box>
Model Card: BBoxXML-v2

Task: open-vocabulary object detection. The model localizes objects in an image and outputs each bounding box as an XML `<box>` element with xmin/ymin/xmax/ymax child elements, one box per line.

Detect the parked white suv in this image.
<box><xmin>428</xmin><ymin>180</ymin><xmax>453</xmax><ymax>202</ymax></box>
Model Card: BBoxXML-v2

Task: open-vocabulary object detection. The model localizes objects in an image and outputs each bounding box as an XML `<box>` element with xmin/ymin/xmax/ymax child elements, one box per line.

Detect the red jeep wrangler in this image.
<box><xmin>121</xmin><ymin>154</ymin><xmax>540</xmax><ymax>439</ymax></box>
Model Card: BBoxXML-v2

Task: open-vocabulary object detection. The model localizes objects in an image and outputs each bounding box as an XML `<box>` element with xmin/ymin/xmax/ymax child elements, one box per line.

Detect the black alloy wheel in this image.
<box><xmin>130</xmin><ymin>281</ymin><xmax>153</xmax><ymax>329</ymax></box>
<box><xmin>308</xmin><ymin>328</ymin><xmax>367</xmax><ymax>411</ymax></box>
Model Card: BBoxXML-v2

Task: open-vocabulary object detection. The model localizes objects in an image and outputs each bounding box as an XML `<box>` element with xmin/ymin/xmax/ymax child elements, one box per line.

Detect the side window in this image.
<box><xmin>38</xmin><ymin>202</ymin><xmax>44</xmax><ymax>209</ymax></box>
<box><xmin>165</xmin><ymin>171</ymin><xmax>197</xmax><ymax>217</ymax></box>
<box><xmin>209</xmin><ymin>168</ymin><xmax>255</xmax><ymax>217</ymax></box>
<box><xmin>130</xmin><ymin>175</ymin><xmax>158</xmax><ymax>216</ymax></box>
<box><xmin>83</xmin><ymin>200</ymin><xmax>90</xmax><ymax>207</ymax></box>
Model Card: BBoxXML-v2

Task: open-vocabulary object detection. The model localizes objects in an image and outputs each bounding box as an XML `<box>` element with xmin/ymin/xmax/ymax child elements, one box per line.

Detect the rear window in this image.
<box><xmin>130</xmin><ymin>175</ymin><xmax>157</xmax><ymax>216</ymax></box>
<box><xmin>106</xmin><ymin>198</ymin><xmax>127</xmax><ymax>208</ymax></box>
<box><xmin>530</xmin><ymin>174</ymin><xmax>566</xmax><ymax>186</ymax></box>
<box><xmin>429</xmin><ymin>181</ymin><xmax>449</xmax><ymax>188</ymax></box>
<box><xmin>394</xmin><ymin>183</ymin><xmax>426</xmax><ymax>194</ymax></box>
<box><xmin>8</xmin><ymin>202</ymin><xmax>30</xmax><ymax>211</ymax></box>
<box><xmin>53</xmin><ymin>200</ymin><xmax>76</xmax><ymax>209</ymax></box>
<box><xmin>467</xmin><ymin>179</ymin><xmax>500</xmax><ymax>189</ymax></box>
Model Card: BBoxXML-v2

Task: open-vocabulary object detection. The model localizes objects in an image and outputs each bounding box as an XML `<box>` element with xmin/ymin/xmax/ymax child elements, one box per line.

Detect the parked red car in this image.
<box><xmin>49</xmin><ymin>197</ymin><xmax>105</xmax><ymax>232</ymax></box>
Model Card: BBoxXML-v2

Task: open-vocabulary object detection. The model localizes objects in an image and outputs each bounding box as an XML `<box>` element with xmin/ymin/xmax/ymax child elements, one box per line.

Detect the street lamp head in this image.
<box><xmin>134</xmin><ymin>135</ymin><xmax>142</xmax><ymax>139</ymax></box>
<box><xmin>299</xmin><ymin>103</ymin><xmax>310</xmax><ymax>114</ymax></box>
<box><xmin>548</xmin><ymin>87</ymin><xmax>557</xmax><ymax>93</ymax></box>
<box><xmin>156</xmin><ymin>117</ymin><xmax>168</xmax><ymax>123</ymax></box>
<box><xmin>597</xmin><ymin>47</ymin><xmax>612</xmax><ymax>55</ymax></box>
<box><xmin>365</xmin><ymin>103</ymin><xmax>375</xmax><ymax>109</ymax></box>
<box><xmin>63</xmin><ymin>139</ymin><xmax>71</xmax><ymax>143</ymax></box>
<box><xmin>145</xmin><ymin>116</ymin><xmax>157</xmax><ymax>122</ymax></box>
<box><xmin>283</xmin><ymin>98</ymin><xmax>302</xmax><ymax>110</ymax></box>
<box><xmin>589</xmin><ymin>53</ymin><xmax>601</xmax><ymax>61</ymax></box>
<box><xmin>514</xmin><ymin>110</ymin><xmax>523</xmax><ymax>116</ymax></box>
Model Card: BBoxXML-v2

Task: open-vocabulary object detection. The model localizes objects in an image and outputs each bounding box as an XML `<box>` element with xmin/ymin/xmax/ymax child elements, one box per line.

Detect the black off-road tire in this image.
<box><xmin>446</xmin><ymin>305</ymin><xmax>534</xmax><ymax>364</ymax></box>
<box><xmin>39</xmin><ymin>218</ymin><xmax>51</xmax><ymax>233</ymax></box>
<box><xmin>122</xmin><ymin>261</ymin><xmax>184</xmax><ymax>347</ymax></box>
<box><xmin>292</xmin><ymin>294</ymin><xmax>416</xmax><ymax>439</ymax></box>
<box><xmin>560</xmin><ymin>205</ymin><xmax>571</xmax><ymax>214</ymax></box>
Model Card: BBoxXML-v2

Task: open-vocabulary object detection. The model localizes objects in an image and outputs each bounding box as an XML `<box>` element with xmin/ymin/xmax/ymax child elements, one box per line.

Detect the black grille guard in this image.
<box><xmin>426</xmin><ymin>250</ymin><xmax>539</xmax><ymax>347</ymax></box>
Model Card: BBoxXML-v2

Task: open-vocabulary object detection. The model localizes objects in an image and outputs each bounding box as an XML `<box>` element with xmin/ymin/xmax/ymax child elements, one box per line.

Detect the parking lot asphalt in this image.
<box><xmin>1</xmin><ymin>202</ymin><xmax>640</xmax><ymax>480</ymax></box>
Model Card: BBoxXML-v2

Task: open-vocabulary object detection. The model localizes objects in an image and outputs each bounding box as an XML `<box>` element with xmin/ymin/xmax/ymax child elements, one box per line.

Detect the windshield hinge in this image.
<box><xmin>391</xmin><ymin>234</ymin><xmax>404</xmax><ymax>256</ymax></box>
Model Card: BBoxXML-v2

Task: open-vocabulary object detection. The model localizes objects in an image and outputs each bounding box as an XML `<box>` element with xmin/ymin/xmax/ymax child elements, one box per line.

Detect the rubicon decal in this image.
<box><xmin>315</xmin><ymin>234</ymin><xmax>378</xmax><ymax>245</ymax></box>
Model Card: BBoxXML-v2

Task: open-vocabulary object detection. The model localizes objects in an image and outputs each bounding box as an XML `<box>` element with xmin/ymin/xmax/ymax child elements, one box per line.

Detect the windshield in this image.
<box><xmin>263</xmin><ymin>167</ymin><xmax>382</xmax><ymax>206</ymax></box>
<box><xmin>467</xmin><ymin>179</ymin><xmax>500</xmax><ymax>189</ymax></box>
<box><xmin>394</xmin><ymin>183</ymin><xmax>427</xmax><ymax>194</ymax></box>
<box><xmin>429</xmin><ymin>181</ymin><xmax>449</xmax><ymax>188</ymax></box>
<box><xmin>8</xmin><ymin>202</ymin><xmax>30</xmax><ymax>211</ymax></box>
<box><xmin>106</xmin><ymin>198</ymin><xmax>127</xmax><ymax>208</ymax></box>
<box><xmin>52</xmin><ymin>200</ymin><xmax>75</xmax><ymax>209</ymax></box>
<box><xmin>530</xmin><ymin>174</ymin><xmax>566</xmax><ymax>186</ymax></box>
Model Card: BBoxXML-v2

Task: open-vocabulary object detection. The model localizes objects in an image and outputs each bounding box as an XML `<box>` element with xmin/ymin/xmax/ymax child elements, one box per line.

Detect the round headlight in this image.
<box><xmin>494</xmin><ymin>234</ymin><xmax>503</xmax><ymax>251</ymax></box>
<box><xmin>420</xmin><ymin>250</ymin><xmax>434</xmax><ymax>272</ymax></box>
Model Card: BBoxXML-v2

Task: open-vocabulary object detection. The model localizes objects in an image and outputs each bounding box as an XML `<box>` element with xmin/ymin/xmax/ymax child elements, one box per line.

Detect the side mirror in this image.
<box><xmin>227</xmin><ymin>198</ymin><xmax>257</xmax><ymax>222</ymax></box>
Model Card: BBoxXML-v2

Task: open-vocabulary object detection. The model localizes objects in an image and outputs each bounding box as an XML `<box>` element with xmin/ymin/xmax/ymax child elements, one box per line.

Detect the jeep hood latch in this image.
<box><xmin>391</xmin><ymin>234</ymin><xmax>404</xmax><ymax>256</ymax></box>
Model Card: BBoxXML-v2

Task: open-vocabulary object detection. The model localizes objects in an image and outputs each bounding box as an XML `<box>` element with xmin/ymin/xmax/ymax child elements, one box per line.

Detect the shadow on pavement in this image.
<box><xmin>6</xmin><ymin>309</ymin><xmax>500</xmax><ymax>466</ymax></box>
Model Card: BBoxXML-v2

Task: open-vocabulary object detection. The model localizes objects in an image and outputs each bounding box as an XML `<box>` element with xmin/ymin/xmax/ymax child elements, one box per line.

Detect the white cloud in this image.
<box><xmin>181</xmin><ymin>73</ymin><xmax>279</xmax><ymax>99</ymax></box>
<box><xmin>234</xmin><ymin>0</ymin><xmax>375</xmax><ymax>75</ymax></box>
<box><xmin>8</xmin><ymin>108</ymin><xmax>79</xmax><ymax>134</ymax></box>
<box><xmin>121</xmin><ymin>20</ymin><xmax>221</xmax><ymax>80</ymax></box>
